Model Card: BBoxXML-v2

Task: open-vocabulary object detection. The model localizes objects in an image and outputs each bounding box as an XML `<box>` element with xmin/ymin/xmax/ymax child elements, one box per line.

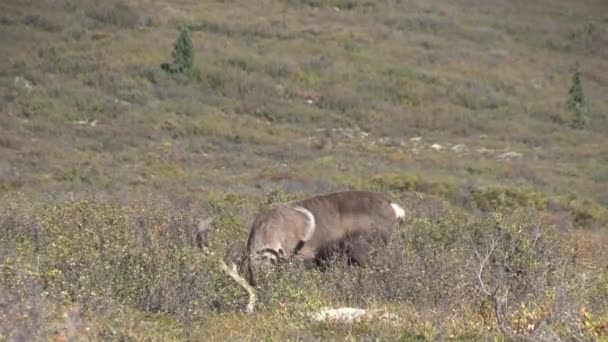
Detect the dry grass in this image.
<box><xmin>1</xmin><ymin>0</ymin><xmax>607</xmax><ymax>339</ymax></box>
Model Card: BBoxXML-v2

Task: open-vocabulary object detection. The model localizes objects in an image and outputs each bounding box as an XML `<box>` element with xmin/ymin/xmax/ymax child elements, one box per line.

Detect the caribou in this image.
<box><xmin>211</xmin><ymin>190</ymin><xmax>405</xmax><ymax>313</ymax></box>
<box><xmin>246</xmin><ymin>190</ymin><xmax>405</xmax><ymax>285</ymax></box>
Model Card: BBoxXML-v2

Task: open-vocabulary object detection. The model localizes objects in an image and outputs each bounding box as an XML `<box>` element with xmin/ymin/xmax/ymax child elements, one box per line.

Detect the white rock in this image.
<box><xmin>74</xmin><ymin>119</ymin><xmax>99</xmax><ymax>127</ymax></box>
<box><xmin>476</xmin><ymin>147</ymin><xmax>494</xmax><ymax>154</ymax></box>
<box><xmin>311</xmin><ymin>307</ymin><xmax>367</xmax><ymax>323</ymax></box>
<box><xmin>410</xmin><ymin>136</ymin><xmax>422</xmax><ymax>142</ymax></box>
<box><xmin>451</xmin><ymin>144</ymin><xmax>467</xmax><ymax>153</ymax></box>
<box><xmin>497</xmin><ymin>151</ymin><xmax>523</xmax><ymax>160</ymax></box>
<box><xmin>113</xmin><ymin>98</ymin><xmax>131</xmax><ymax>106</ymax></box>
<box><xmin>430</xmin><ymin>143</ymin><xmax>443</xmax><ymax>151</ymax></box>
<box><xmin>531</xmin><ymin>78</ymin><xmax>542</xmax><ymax>89</ymax></box>
<box><xmin>378</xmin><ymin>137</ymin><xmax>392</xmax><ymax>146</ymax></box>
<box><xmin>14</xmin><ymin>76</ymin><xmax>33</xmax><ymax>92</ymax></box>
<box><xmin>309</xmin><ymin>307</ymin><xmax>399</xmax><ymax>324</ymax></box>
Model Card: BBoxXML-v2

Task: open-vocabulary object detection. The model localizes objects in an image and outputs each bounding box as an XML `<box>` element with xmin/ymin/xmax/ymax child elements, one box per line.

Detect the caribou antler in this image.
<box><xmin>195</xmin><ymin>216</ymin><xmax>256</xmax><ymax>313</ymax></box>
<box><xmin>219</xmin><ymin>260</ymin><xmax>257</xmax><ymax>313</ymax></box>
<box><xmin>195</xmin><ymin>217</ymin><xmax>214</xmax><ymax>252</ymax></box>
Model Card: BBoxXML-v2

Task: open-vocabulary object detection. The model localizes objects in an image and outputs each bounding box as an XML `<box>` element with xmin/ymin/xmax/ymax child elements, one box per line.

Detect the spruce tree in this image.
<box><xmin>567</xmin><ymin>64</ymin><xmax>589</xmax><ymax>129</ymax></box>
<box><xmin>162</xmin><ymin>26</ymin><xmax>194</xmax><ymax>75</ymax></box>
<box><xmin>172</xmin><ymin>26</ymin><xmax>194</xmax><ymax>74</ymax></box>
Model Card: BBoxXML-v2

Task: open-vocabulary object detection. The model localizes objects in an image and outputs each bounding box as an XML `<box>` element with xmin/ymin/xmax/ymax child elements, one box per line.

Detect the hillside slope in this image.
<box><xmin>1</xmin><ymin>0</ymin><xmax>607</xmax><ymax>340</ymax></box>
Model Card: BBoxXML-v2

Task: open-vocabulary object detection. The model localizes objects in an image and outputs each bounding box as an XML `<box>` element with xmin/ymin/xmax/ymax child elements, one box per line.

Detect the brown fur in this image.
<box><xmin>247</xmin><ymin>191</ymin><xmax>403</xmax><ymax>286</ymax></box>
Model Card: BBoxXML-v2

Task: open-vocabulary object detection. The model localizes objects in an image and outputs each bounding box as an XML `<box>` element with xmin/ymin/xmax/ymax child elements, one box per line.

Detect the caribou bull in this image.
<box><xmin>246</xmin><ymin>190</ymin><xmax>405</xmax><ymax>286</ymax></box>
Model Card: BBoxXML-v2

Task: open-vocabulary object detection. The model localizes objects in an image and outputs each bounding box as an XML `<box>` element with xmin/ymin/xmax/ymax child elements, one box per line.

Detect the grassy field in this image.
<box><xmin>1</xmin><ymin>0</ymin><xmax>607</xmax><ymax>340</ymax></box>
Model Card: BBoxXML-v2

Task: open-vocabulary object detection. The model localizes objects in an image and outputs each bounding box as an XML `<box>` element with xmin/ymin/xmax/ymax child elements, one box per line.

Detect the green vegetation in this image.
<box><xmin>0</xmin><ymin>0</ymin><xmax>607</xmax><ymax>340</ymax></box>
<box><xmin>162</xmin><ymin>26</ymin><xmax>195</xmax><ymax>77</ymax></box>
<box><xmin>568</xmin><ymin>64</ymin><xmax>590</xmax><ymax>129</ymax></box>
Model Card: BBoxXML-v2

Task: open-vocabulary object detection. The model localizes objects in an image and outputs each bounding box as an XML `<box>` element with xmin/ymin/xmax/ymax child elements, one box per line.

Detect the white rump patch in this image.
<box><xmin>391</xmin><ymin>203</ymin><xmax>405</xmax><ymax>221</ymax></box>
<box><xmin>293</xmin><ymin>206</ymin><xmax>316</xmax><ymax>242</ymax></box>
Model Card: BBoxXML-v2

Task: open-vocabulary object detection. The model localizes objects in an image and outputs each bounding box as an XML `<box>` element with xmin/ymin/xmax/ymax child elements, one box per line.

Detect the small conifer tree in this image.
<box><xmin>172</xmin><ymin>26</ymin><xmax>193</xmax><ymax>73</ymax></box>
<box><xmin>567</xmin><ymin>64</ymin><xmax>590</xmax><ymax>129</ymax></box>
<box><xmin>161</xmin><ymin>26</ymin><xmax>194</xmax><ymax>76</ymax></box>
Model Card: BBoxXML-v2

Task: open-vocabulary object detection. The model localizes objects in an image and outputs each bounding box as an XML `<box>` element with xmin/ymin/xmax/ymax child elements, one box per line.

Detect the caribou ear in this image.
<box><xmin>195</xmin><ymin>217</ymin><xmax>214</xmax><ymax>251</ymax></box>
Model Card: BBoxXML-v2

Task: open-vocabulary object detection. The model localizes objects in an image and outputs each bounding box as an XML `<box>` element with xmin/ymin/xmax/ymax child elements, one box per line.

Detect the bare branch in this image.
<box><xmin>530</xmin><ymin>222</ymin><xmax>542</xmax><ymax>250</ymax></box>
<box><xmin>473</xmin><ymin>235</ymin><xmax>513</xmax><ymax>337</ymax></box>
<box><xmin>474</xmin><ymin>237</ymin><xmax>499</xmax><ymax>296</ymax></box>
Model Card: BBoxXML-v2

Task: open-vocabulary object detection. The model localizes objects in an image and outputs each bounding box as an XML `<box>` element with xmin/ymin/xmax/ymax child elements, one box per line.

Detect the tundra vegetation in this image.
<box><xmin>1</xmin><ymin>0</ymin><xmax>607</xmax><ymax>340</ymax></box>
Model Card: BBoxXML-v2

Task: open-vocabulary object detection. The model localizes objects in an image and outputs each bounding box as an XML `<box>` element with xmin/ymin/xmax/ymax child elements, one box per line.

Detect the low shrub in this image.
<box><xmin>0</xmin><ymin>192</ymin><xmax>606</xmax><ymax>340</ymax></box>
